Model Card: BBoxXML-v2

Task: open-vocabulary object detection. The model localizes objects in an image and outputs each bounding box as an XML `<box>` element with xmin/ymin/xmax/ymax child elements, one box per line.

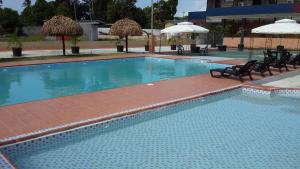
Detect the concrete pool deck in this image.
<box><xmin>0</xmin><ymin>54</ymin><xmax>298</xmax><ymax>146</ymax></box>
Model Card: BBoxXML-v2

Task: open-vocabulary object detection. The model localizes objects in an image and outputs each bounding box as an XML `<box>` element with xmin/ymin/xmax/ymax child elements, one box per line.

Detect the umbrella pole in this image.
<box><xmin>297</xmin><ymin>38</ymin><xmax>300</xmax><ymax>54</ymax></box>
<box><xmin>62</xmin><ymin>35</ymin><xmax>66</xmax><ymax>56</ymax></box>
<box><xmin>159</xmin><ymin>33</ymin><xmax>162</xmax><ymax>53</ymax></box>
<box><xmin>125</xmin><ymin>36</ymin><xmax>128</xmax><ymax>53</ymax></box>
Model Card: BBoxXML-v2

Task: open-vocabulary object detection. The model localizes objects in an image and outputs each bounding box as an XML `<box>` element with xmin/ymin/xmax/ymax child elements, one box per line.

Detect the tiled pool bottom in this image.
<box><xmin>1</xmin><ymin>88</ymin><xmax>300</xmax><ymax>169</ymax></box>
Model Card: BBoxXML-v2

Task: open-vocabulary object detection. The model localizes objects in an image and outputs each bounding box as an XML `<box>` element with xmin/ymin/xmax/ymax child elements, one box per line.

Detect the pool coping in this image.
<box><xmin>0</xmin><ymin>54</ymin><xmax>146</xmax><ymax>68</ymax></box>
<box><xmin>0</xmin><ymin>53</ymin><xmax>235</xmax><ymax>68</ymax></box>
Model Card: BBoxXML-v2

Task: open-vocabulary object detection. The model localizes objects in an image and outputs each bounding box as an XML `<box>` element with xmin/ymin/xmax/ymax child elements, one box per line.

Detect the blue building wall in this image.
<box><xmin>189</xmin><ymin>3</ymin><xmax>299</xmax><ymax>21</ymax></box>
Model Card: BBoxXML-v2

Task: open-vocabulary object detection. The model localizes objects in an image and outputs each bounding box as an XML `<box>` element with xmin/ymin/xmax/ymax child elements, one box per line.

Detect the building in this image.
<box><xmin>79</xmin><ymin>20</ymin><xmax>107</xmax><ymax>41</ymax></box>
<box><xmin>188</xmin><ymin>0</ymin><xmax>300</xmax><ymax>49</ymax></box>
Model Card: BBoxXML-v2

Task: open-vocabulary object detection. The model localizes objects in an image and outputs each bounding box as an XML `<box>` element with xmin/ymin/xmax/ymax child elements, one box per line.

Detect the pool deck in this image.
<box><xmin>0</xmin><ymin>54</ymin><xmax>298</xmax><ymax>146</ymax></box>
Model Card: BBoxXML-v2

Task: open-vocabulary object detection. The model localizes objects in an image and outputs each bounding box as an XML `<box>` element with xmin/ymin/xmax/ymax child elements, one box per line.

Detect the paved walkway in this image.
<box><xmin>0</xmin><ymin>46</ymin><xmax>179</xmax><ymax>58</ymax></box>
<box><xmin>0</xmin><ymin>46</ymin><xmax>169</xmax><ymax>58</ymax></box>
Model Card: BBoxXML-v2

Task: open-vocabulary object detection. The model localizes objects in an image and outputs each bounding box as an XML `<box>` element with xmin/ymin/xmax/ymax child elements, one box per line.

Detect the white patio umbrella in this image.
<box><xmin>251</xmin><ymin>19</ymin><xmax>300</xmax><ymax>50</ymax></box>
<box><xmin>159</xmin><ymin>22</ymin><xmax>209</xmax><ymax>53</ymax></box>
<box><xmin>161</xmin><ymin>22</ymin><xmax>209</xmax><ymax>34</ymax></box>
<box><xmin>251</xmin><ymin>19</ymin><xmax>300</xmax><ymax>35</ymax></box>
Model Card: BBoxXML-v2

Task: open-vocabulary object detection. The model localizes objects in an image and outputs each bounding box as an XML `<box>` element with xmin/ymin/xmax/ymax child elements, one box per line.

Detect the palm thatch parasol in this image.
<box><xmin>109</xmin><ymin>18</ymin><xmax>143</xmax><ymax>53</ymax></box>
<box><xmin>42</xmin><ymin>15</ymin><xmax>83</xmax><ymax>56</ymax></box>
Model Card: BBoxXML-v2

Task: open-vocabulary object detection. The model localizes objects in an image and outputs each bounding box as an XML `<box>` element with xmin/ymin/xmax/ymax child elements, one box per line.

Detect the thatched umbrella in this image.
<box><xmin>42</xmin><ymin>15</ymin><xmax>83</xmax><ymax>56</ymax></box>
<box><xmin>109</xmin><ymin>18</ymin><xmax>143</xmax><ymax>53</ymax></box>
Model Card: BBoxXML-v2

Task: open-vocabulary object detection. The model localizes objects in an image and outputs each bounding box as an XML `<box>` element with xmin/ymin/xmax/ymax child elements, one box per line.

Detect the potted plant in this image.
<box><xmin>168</xmin><ymin>37</ymin><xmax>177</xmax><ymax>50</ymax></box>
<box><xmin>116</xmin><ymin>38</ymin><xmax>124</xmax><ymax>52</ymax></box>
<box><xmin>144</xmin><ymin>32</ymin><xmax>150</xmax><ymax>51</ymax></box>
<box><xmin>208</xmin><ymin>24</ymin><xmax>231</xmax><ymax>50</ymax></box>
<box><xmin>236</xmin><ymin>27</ymin><xmax>245</xmax><ymax>51</ymax></box>
<box><xmin>8</xmin><ymin>29</ymin><xmax>22</xmax><ymax>57</ymax></box>
<box><xmin>71</xmin><ymin>36</ymin><xmax>80</xmax><ymax>54</ymax></box>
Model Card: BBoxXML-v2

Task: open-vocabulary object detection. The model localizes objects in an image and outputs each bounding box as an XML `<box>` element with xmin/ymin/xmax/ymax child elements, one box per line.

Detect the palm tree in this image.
<box><xmin>22</xmin><ymin>0</ymin><xmax>31</xmax><ymax>8</ymax></box>
<box><xmin>70</xmin><ymin>0</ymin><xmax>78</xmax><ymax>21</ymax></box>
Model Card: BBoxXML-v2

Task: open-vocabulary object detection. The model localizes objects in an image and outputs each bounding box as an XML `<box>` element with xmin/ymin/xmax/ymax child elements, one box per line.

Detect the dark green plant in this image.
<box><xmin>116</xmin><ymin>37</ymin><xmax>123</xmax><ymax>46</ymax></box>
<box><xmin>143</xmin><ymin>30</ymin><xmax>150</xmax><ymax>45</ymax></box>
<box><xmin>8</xmin><ymin>29</ymin><xmax>22</xmax><ymax>48</ymax></box>
<box><xmin>71</xmin><ymin>36</ymin><xmax>80</xmax><ymax>47</ymax></box>
<box><xmin>168</xmin><ymin>37</ymin><xmax>176</xmax><ymax>45</ymax></box>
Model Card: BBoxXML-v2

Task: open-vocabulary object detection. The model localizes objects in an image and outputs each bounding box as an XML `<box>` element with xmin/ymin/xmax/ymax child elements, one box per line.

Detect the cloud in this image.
<box><xmin>175</xmin><ymin>0</ymin><xmax>207</xmax><ymax>16</ymax></box>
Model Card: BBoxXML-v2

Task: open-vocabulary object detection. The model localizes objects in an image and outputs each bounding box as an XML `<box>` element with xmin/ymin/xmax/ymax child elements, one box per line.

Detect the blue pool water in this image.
<box><xmin>2</xmin><ymin>89</ymin><xmax>300</xmax><ymax>169</ymax></box>
<box><xmin>0</xmin><ymin>57</ymin><xmax>227</xmax><ymax>106</ymax></box>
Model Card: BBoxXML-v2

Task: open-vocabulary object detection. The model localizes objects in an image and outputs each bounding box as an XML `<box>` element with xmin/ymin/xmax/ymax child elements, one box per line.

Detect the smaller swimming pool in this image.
<box><xmin>0</xmin><ymin>57</ymin><xmax>228</xmax><ymax>106</ymax></box>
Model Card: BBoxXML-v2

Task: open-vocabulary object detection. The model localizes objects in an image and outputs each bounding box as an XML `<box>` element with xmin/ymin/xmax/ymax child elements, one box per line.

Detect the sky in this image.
<box><xmin>2</xmin><ymin>0</ymin><xmax>207</xmax><ymax>16</ymax></box>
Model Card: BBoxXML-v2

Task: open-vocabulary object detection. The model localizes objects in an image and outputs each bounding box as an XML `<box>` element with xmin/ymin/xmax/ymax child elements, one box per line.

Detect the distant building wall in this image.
<box><xmin>98</xmin><ymin>28</ymin><xmax>161</xmax><ymax>40</ymax></box>
<box><xmin>79</xmin><ymin>22</ymin><xmax>98</xmax><ymax>41</ymax></box>
<box><xmin>22</xmin><ymin>26</ymin><xmax>42</xmax><ymax>35</ymax></box>
<box><xmin>224</xmin><ymin>37</ymin><xmax>300</xmax><ymax>49</ymax></box>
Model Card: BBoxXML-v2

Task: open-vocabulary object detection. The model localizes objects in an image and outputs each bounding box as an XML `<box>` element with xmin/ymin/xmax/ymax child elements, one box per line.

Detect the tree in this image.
<box><xmin>93</xmin><ymin>0</ymin><xmax>110</xmax><ymax>21</ymax></box>
<box><xmin>31</xmin><ymin>0</ymin><xmax>54</xmax><ymax>25</ymax></box>
<box><xmin>106</xmin><ymin>0</ymin><xmax>147</xmax><ymax>28</ymax></box>
<box><xmin>144</xmin><ymin>0</ymin><xmax>178</xmax><ymax>29</ymax></box>
<box><xmin>55</xmin><ymin>1</ymin><xmax>72</xmax><ymax>17</ymax></box>
<box><xmin>107</xmin><ymin>0</ymin><xmax>137</xmax><ymax>23</ymax></box>
<box><xmin>70</xmin><ymin>0</ymin><xmax>79</xmax><ymax>20</ymax></box>
<box><xmin>21</xmin><ymin>0</ymin><xmax>34</xmax><ymax>26</ymax></box>
<box><xmin>23</xmin><ymin>0</ymin><xmax>31</xmax><ymax>8</ymax></box>
<box><xmin>0</xmin><ymin>0</ymin><xmax>2</xmax><ymax>8</ymax></box>
<box><xmin>0</xmin><ymin>8</ymin><xmax>20</xmax><ymax>33</ymax></box>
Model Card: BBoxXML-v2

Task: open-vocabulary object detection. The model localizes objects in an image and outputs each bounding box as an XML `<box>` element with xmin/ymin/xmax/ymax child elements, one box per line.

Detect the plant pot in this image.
<box><xmin>170</xmin><ymin>45</ymin><xmax>176</xmax><ymax>50</ymax></box>
<box><xmin>217</xmin><ymin>45</ymin><xmax>227</xmax><ymax>51</ymax></box>
<box><xmin>211</xmin><ymin>43</ymin><xmax>217</xmax><ymax>48</ymax></box>
<box><xmin>277</xmin><ymin>45</ymin><xmax>284</xmax><ymax>52</ymax></box>
<box><xmin>12</xmin><ymin>47</ymin><xmax>22</xmax><ymax>57</ymax></box>
<box><xmin>71</xmin><ymin>46</ymin><xmax>80</xmax><ymax>54</ymax></box>
<box><xmin>190</xmin><ymin>44</ymin><xmax>196</xmax><ymax>49</ymax></box>
<box><xmin>117</xmin><ymin>45</ymin><xmax>124</xmax><ymax>52</ymax></box>
<box><xmin>238</xmin><ymin>44</ymin><xmax>244</xmax><ymax>51</ymax></box>
<box><xmin>145</xmin><ymin>45</ymin><xmax>149</xmax><ymax>51</ymax></box>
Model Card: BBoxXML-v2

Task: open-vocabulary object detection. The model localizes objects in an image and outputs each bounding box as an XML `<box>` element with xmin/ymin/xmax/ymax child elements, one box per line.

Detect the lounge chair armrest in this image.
<box><xmin>225</xmin><ymin>67</ymin><xmax>234</xmax><ymax>71</ymax></box>
<box><xmin>230</xmin><ymin>66</ymin><xmax>239</xmax><ymax>71</ymax></box>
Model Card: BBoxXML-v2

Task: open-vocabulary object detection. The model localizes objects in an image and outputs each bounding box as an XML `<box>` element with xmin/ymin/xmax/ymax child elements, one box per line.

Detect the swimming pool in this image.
<box><xmin>1</xmin><ymin>88</ymin><xmax>299</xmax><ymax>169</ymax></box>
<box><xmin>0</xmin><ymin>57</ymin><xmax>227</xmax><ymax>106</ymax></box>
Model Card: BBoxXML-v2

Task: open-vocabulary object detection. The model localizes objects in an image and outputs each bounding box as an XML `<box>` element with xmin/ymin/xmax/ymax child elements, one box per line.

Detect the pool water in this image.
<box><xmin>0</xmin><ymin>57</ymin><xmax>227</xmax><ymax>106</ymax></box>
<box><xmin>2</xmin><ymin>89</ymin><xmax>300</xmax><ymax>169</ymax></box>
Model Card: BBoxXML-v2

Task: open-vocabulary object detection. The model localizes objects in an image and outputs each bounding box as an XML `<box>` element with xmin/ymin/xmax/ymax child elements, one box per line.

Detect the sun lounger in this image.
<box><xmin>200</xmin><ymin>46</ymin><xmax>208</xmax><ymax>56</ymax></box>
<box><xmin>270</xmin><ymin>52</ymin><xmax>291</xmax><ymax>72</ymax></box>
<box><xmin>288</xmin><ymin>54</ymin><xmax>300</xmax><ymax>69</ymax></box>
<box><xmin>251</xmin><ymin>56</ymin><xmax>273</xmax><ymax>77</ymax></box>
<box><xmin>177</xmin><ymin>45</ymin><xmax>184</xmax><ymax>55</ymax></box>
<box><xmin>210</xmin><ymin>60</ymin><xmax>257</xmax><ymax>82</ymax></box>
